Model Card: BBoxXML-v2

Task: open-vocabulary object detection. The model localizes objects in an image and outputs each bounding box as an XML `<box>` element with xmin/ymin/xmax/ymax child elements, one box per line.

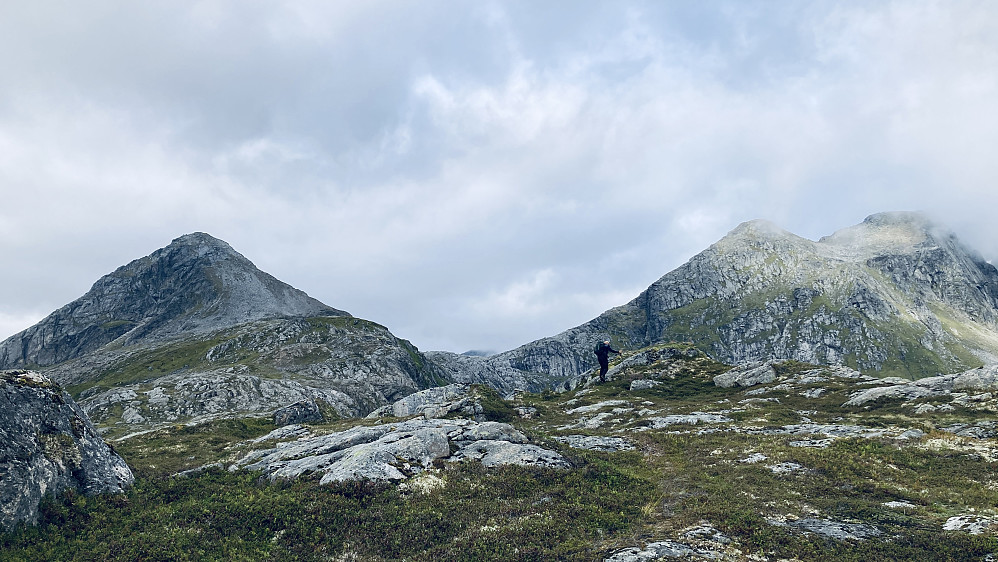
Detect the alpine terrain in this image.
<box><xmin>2</xmin><ymin>213</ymin><xmax>997</xmax><ymax>560</ymax></box>
<box><xmin>437</xmin><ymin>212</ymin><xmax>998</xmax><ymax>391</ymax></box>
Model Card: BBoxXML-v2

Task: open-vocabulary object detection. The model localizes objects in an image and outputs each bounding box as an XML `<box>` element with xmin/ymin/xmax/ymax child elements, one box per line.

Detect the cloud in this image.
<box><xmin>2</xmin><ymin>1</ymin><xmax>998</xmax><ymax>353</ymax></box>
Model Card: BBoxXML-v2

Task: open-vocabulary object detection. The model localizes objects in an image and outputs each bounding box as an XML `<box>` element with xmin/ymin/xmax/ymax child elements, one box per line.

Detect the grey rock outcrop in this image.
<box><xmin>843</xmin><ymin>363</ymin><xmax>998</xmax><ymax>406</ymax></box>
<box><xmin>273</xmin><ymin>399</ymin><xmax>324</xmax><ymax>426</ymax></box>
<box><xmin>365</xmin><ymin>383</ymin><xmax>483</xmax><ymax>420</ymax></box>
<box><xmin>232</xmin><ymin>417</ymin><xmax>568</xmax><ymax>483</ymax></box>
<box><xmin>554</xmin><ymin>435</ymin><xmax>636</xmax><ymax>452</ymax></box>
<box><xmin>1</xmin><ymin>371</ymin><xmax>133</xmax><ymax>530</ymax></box>
<box><xmin>770</xmin><ymin>517</ymin><xmax>883</xmax><ymax>541</ymax></box>
<box><xmin>713</xmin><ymin>362</ymin><xmax>777</xmax><ymax>388</ymax></box>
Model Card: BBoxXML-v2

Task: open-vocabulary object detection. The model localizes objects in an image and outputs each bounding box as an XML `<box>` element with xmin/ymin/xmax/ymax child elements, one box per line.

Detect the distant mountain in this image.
<box><xmin>436</xmin><ymin>212</ymin><xmax>998</xmax><ymax>389</ymax></box>
<box><xmin>0</xmin><ymin>233</ymin><xmax>448</xmax><ymax>433</ymax></box>
<box><xmin>0</xmin><ymin>232</ymin><xmax>346</xmax><ymax>369</ymax></box>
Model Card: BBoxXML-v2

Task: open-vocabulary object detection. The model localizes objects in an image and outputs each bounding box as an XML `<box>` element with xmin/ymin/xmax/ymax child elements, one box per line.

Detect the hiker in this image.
<box><xmin>593</xmin><ymin>339</ymin><xmax>619</xmax><ymax>382</ymax></box>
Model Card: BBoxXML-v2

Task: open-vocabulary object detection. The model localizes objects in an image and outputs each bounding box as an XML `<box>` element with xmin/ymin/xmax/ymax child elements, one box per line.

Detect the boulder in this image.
<box><xmin>365</xmin><ymin>383</ymin><xmax>484</xmax><ymax>420</ymax></box>
<box><xmin>713</xmin><ymin>362</ymin><xmax>777</xmax><ymax>388</ymax></box>
<box><xmin>953</xmin><ymin>365</ymin><xmax>998</xmax><ymax>392</ymax></box>
<box><xmin>451</xmin><ymin>440</ymin><xmax>571</xmax><ymax>469</ymax></box>
<box><xmin>273</xmin><ymin>399</ymin><xmax>324</xmax><ymax>426</ymax></box>
<box><xmin>0</xmin><ymin>371</ymin><xmax>134</xmax><ymax>530</ymax></box>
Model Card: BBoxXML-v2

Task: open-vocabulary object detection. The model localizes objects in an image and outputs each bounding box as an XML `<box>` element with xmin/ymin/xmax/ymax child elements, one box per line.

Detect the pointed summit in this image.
<box><xmin>0</xmin><ymin>233</ymin><xmax>347</xmax><ymax>369</ymax></box>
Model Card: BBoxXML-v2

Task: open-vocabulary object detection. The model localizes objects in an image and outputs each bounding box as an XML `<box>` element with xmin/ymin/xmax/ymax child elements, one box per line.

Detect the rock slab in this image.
<box><xmin>232</xmin><ymin>418</ymin><xmax>568</xmax><ymax>483</ymax></box>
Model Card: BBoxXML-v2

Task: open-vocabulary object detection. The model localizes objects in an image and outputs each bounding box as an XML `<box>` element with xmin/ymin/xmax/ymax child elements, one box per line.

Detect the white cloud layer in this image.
<box><xmin>2</xmin><ymin>1</ymin><xmax>998</xmax><ymax>352</ymax></box>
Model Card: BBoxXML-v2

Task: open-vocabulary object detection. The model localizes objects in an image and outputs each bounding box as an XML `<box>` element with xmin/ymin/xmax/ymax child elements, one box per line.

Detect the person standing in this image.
<box><xmin>593</xmin><ymin>339</ymin><xmax>619</xmax><ymax>382</ymax></box>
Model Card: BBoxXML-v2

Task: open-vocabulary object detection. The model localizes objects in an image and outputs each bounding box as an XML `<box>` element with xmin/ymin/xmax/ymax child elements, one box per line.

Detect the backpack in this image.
<box><xmin>593</xmin><ymin>342</ymin><xmax>603</xmax><ymax>355</ymax></box>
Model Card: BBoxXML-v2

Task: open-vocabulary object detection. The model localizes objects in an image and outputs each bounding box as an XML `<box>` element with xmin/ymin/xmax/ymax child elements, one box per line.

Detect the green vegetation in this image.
<box><xmin>113</xmin><ymin>417</ymin><xmax>277</xmax><ymax>478</ymax></box>
<box><xmin>67</xmin><ymin>336</ymin><xmax>233</xmax><ymax>397</ymax></box>
<box><xmin>5</xmin><ymin>342</ymin><xmax>997</xmax><ymax>560</ymax></box>
<box><xmin>2</xmin><ymin>454</ymin><xmax>653</xmax><ymax>561</ymax></box>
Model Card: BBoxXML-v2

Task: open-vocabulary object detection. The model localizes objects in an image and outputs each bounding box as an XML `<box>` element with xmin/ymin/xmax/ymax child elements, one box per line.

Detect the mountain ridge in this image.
<box><xmin>433</xmin><ymin>212</ymin><xmax>998</xmax><ymax>389</ymax></box>
<box><xmin>0</xmin><ymin>232</ymin><xmax>347</xmax><ymax>371</ymax></box>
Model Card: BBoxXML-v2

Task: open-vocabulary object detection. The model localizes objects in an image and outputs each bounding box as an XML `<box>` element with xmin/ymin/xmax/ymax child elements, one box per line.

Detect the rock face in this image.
<box><xmin>442</xmin><ymin>212</ymin><xmax>998</xmax><ymax>386</ymax></box>
<box><xmin>713</xmin><ymin>362</ymin><xmax>778</xmax><ymax>388</ymax></box>
<box><xmin>0</xmin><ymin>371</ymin><xmax>134</xmax><ymax>530</ymax></box>
<box><xmin>0</xmin><ymin>234</ymin><xmax>450</xmax><ymax>433</ymax></box>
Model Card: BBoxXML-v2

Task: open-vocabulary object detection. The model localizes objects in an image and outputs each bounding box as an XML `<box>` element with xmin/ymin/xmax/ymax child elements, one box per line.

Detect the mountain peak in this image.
<box><xmin>170</xmin><ymin>231</ymin><xmax>233</xmax><ymax>250</ymax></box>
<box><xmin>727</xmin><ymin>219</ymin><xmax>788</xmax><ymax>237</ymax></box>
<box><xmin>818</xmin><ymin>211</ymin><xmax>952</xmax><ymax>257</ymax></box>
<box><xmin>0</xmin><ymin>234</ymin><xmax>348</xmax><ymax>369</ymax></box>
<box><xmin>860</xmin><ymin>210</ymin><xmax>934</xmax><ymax>229</ymax></box>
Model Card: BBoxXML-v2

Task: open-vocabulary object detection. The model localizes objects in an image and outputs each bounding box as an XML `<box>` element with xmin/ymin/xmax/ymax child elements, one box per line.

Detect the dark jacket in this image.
<box><xmin>594</xmin><ymin>342</ymin><xmax>619</xmax><ymax>360</ymax></box>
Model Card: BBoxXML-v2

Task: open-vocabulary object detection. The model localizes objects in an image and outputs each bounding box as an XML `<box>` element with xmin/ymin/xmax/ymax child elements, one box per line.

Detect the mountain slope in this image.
<box><xmin>0</xmin><ymin>233</ymin><xmax>448</xmax><ymax>432</ymax></box>
<box><xmin>438</xmin><ymin>212</ymin><xmax>998</xmax><ymax>387</ymax></box>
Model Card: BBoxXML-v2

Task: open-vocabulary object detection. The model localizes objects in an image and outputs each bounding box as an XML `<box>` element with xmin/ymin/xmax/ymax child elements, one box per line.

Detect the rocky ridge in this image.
<box><xmin>0</xmin><ymin>371</ymin><xmax>133</xmax><ymax>530</ymax></box>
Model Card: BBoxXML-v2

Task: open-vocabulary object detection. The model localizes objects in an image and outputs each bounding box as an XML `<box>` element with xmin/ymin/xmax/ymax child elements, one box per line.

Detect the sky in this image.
<box><xmin>2</xmin><ymin>1</ymin><xmax>998</xmax><ymax>354</ymax></box>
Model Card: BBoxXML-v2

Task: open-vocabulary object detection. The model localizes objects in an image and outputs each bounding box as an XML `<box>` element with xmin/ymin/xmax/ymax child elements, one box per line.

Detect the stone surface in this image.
<box><xmin>942</xmin><ymin>515</ymin><xmax>996</xmax><ymax>535</ymax></box>
<box><xmin>843</xmin><ymin>364</ymin><xmax>998</xmax><ymax>406</ymax></box>
<box><xmin>365</xmin><ymin>383</ymin><xmax>483</xmax><ymax>420</ymax></box>
<box><xmin>0</xmin><ymin>371</ymin><xmax>134</xmax><ymax>530</ymax></box>
<box><xmin>770</xmin><ymin>517</ymin><xmax>883</xmax><ymax>541</ymax></box>
<box><xmin>232</xmin><ymin>417</ymin><xmax>567</xmax><ymax>483</ymax></box>
<box><xmin>451</xmin><ymin>440</ymin><xmax>571</xmax><ymax>469</ymax></box>
<box><xmin>630</xmin><ymin>379</ymin><xmax>662</xmax><ymax>391</ymax></box>
<box><xmin>273</xmin><ymin>399</ymin><xmax>324</xmax><ymax>426</ymax></box>
<box><xmin>554</xmin><ymin>435</ymin><xmax>636</xmax><ymax>452</ymax></box>
<box><xmin>604</xmin><ymin>540</ymin><xmax>724</xmax><ymax>561</ymax></box>
<box><xmin>713</xmin><ymin>362</ymin><xmax>777</xmax><ymax>388</ymax></box>
<box><xmin>644</xmin><ymin>413</ymin><xmax>733</xmax><ymax>429</ymax></box>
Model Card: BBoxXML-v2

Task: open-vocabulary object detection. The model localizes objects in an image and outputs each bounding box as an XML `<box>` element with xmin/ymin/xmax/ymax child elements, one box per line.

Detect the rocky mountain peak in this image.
<box><xmin>818</xmin><ymin>211</ymin><xmax>941</xmax><ymax>256</ymax></box>
<box><xmin>0</xmin><ymin>233</ymin><xmax>348</xmax><ymax>369</ymax></box>
<box><xmin>439</xmin><ymin>212</ymin><xmax>998</xmax><ymax>386</ymax></box>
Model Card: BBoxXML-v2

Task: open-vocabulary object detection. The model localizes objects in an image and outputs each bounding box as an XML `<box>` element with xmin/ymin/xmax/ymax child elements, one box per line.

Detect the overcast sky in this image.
<box><xmin>2</xmin><ymin>1</ymin><xmax>998</xmax><ymax>353</ymax></box>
